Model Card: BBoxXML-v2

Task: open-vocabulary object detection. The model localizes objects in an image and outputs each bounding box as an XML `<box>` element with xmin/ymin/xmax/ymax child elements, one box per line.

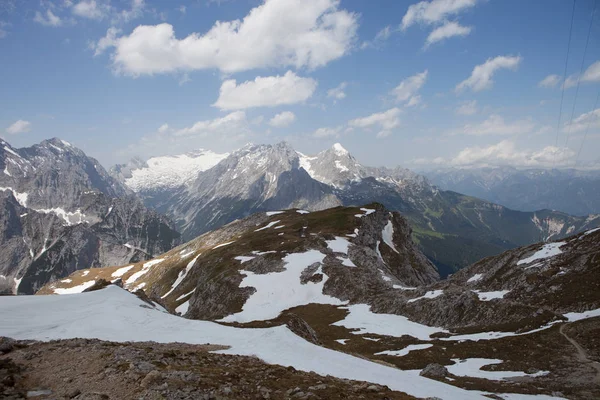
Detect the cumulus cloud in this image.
<box><xmin>424</xmin><ymin>21</ymin><xmax>471</xmax><ymax>48</ymax></box>
<box><xmin>453</xmin><ymin>141</ymin><xmax>574</xmax><ymax>167</ymax></box>
<box><xmin>448</xmin><ymin>114</ymin><xmax>535</xmax><ymax>136</ymax></box>
<box><xmin>72</xmin><ymin>0</ymin><xmax>107</xmax><ymax>20</ymax></box>
<box><xmin>213</xmin><ymin>71</ymin><xmax>317</xmax><ymax>110</ymax></box>
<box><xmin>120</xmin><ymin>112</ymin><xmax>250</xmax><ymax>160</ymax></box>
<box><xmin>456</xmin><ymin>55</ymin><xmax>521</xmax><ymax>93</ymax></box>
<box><xmin>348</xmin><ymin>107</ymin><xmax>401</xmax><ymax>138</ymax></box>
<box><xmin>360</xmin><ymin>25</ymin><xmax>395</xmax><ymax>49</ymax></box>
<box><xmin>313</xmin><ymin>126</ymin><xmax>344</xmax><ymax>138</ymax></box>
<box><xmin>562</xmin><ymin>108</ymin><xmax>600</xmax><ymax>133</ymax></box>
<box><xmin>391</xmin><ymin>70</ymin><xmax>427</xmax><ymax>106</ymax></box>
<box><xmin>327</xmin><ymin>82</ymin><xmax>348</xmax><ymax>100</ymax></box>
<box><xmin>93</xmin><ymin>0</ymin><xmax>358</xmax><ymax>75</ymax></box>
<box><xmin>34</xmin><ymin>10</ymin><xmax>63</xmax><ymax>27</ymax></box>
<box><xmin>538</xmin><ymin>74</ymin><xmax>561</xmax><ymax>88</ymax></box>
<box><xmin>413</xmin><ymin>140</ymin><xmax>576</xmax><ymax>168</ymax></box>
<box><xmin>401</xmin><ymin>0</ymin><xmax>477</xmax><ymax>30</ymax></box>
<box><xmin>563</xmin><ymin>60</ymin><xmax>600</xmax><ymax>89</ymax></box>
<box><xmin>269</xmin><ymin>111</ymin><xmax>296</xmax><ymax>128</ymax></box>
<box><xmin>93</xmin><ymin>27</ymin><xmax>120</xmax><ymax>56</ymax></box>
<box><xmin>455</xmin><ymin>100</ymin><xmax>477</xmax><ymax>115</ymax></box>
<box><xmin>6</xmin><ymin>120</ymin><xmax>32</xmax><ymax>135</ymax></box>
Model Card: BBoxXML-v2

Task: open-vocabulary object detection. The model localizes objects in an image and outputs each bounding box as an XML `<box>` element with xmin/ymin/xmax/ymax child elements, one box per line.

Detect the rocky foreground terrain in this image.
<box><xmin>0</xmin><ymin>337</ymin><xmax>414</xmax><ymax>400</ymax></box>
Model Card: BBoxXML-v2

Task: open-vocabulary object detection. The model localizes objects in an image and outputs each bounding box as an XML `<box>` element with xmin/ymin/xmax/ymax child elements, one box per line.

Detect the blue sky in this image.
<box><xmin>1</xmin><ymin>0</ymin><xmax>600</xmax><ymax>169</ymax></box>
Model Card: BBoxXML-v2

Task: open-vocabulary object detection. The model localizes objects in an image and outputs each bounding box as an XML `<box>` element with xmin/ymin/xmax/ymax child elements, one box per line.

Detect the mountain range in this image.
<box><xmin>112</xmin><ymin>142</ymin><xmax>600</xmax><ymax>275</ymax></box>
<box><xmin>426</xmin><ymin>167</ymin><xmax>600</xmax><ymax>216</ymax></box>
<box><xmin>0</xmin><ymin>138</ymin><xmax>180</xmax><ymax>294</ymax></box>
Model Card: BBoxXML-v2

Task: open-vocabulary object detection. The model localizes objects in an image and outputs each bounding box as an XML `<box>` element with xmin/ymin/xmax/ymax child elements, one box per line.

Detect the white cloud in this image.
<box><xmin>563</xmin><ymin>60</ymin><xmax>600</xmax><ymax>89</ymax></box>
<box><xmin>391</xmin><ymin>70</ymin><xmax>427</xmax><ymax>106</ymax></box>
<box><xmin>115</xmin><ymin>0</ymin><xmax>145</xmax><ymax>23</ymax></box>
<box><xmin>563</xmin><ymin>108</ymin><xmax>600</xmax><ymax>133</ymax></box>
<box><xmin>34</xmin><ymin>10</ymin><xmax>63</xmax><ymax>27</ymax></box>
<box><xmin>360</xmin><ymin>25</ymin><xmax>395</xmax><ymax>49</ymax></box>
<box><xmin>158</xmin><ymin>123</ymin><xmax>169</xmax><ymax>133</ymax></box>
<box><xmin>94</xmin><ymin>0</ymin><xmax>358</xmax><ymax>75</ymax></box>
<box><xmin>455</xmin><ymin>100</ymin><xmax>477</xmax><ymax>115</ymax></box>
<box><xmin>401</xmin><ymin>0</ymin><xmax>478</xmax><ymax>30</ymax></box>
<box><xmin>6</xmin><ymin>120</ymin><xmax>32</xmax><ymax>135</ymax></box>
<box><xmin>121</xmin><ymin>112</ymin><xmax>250</xmax><ymax>160</ymax></box>
<box><xmin>538</xmin><ymin>74</ymin><xmax>561</xmax><ymax>88</ymax></box>
<box><xmin>172</xmin><ymin>111</ymin><xmax>248</xmax><ymax>137</ymax></box>
<box><xmin>269</xmin><ymin>111</ymin><xmax>296</xmax><ymax>128</ymax></box>
<box><xmin>327</xmin><ymin>82</ymin><xmax>348</xmax><ymax>100</ymax></box>
<box><xmin>0</xmin><ymin>21</ymin><xmax>9</xmax><ymax>39</ymax></box>
<box><xmin>412</xmin><ymin>140</ymin><xmax>576</xmax><ymax>168</ymax></box>
<box><xmin>72</xmin><ymin>0</ymin><xmax>106</xmax><ymax>20</ymax></box>
<box><xmin>582</xmin><ymin>60</ymin><xmax>600</xmax><ymax>83</ymax></box>
<box><xmin>456</xmin><ymin>55</ymin><xmax>521</xmax><ymax>93</ymax></box>
<box><xmin>448</xmin><ymin>114</ymin><xmax>535</xmax><ymax>136</ymax></box>
<box><xmin>424</xmin><ymin>21</ymin><xmax>471</xmax><ymax>48</ymax></box>
<box><xmin>213</xmin><ymin>71</ymin><xmax>317</xmax><ymax>110</ymax></box>
<box><xmin>313</xmin><ymin>126</ymin><xmax>343</xmax><ymax>138</ymax></box>
<box><xmin>348</xmin><ymin>107</ymin><xmax>401</xmax><ymax>138</ymax></box>
<box><xmin>93</xmin><ymin>27</ymin><xmax>120</xmax><ymax>56</ymax></box>
<box><xmin>451</xmin><ymin>140</ymin><xmax>575</xmax><ymax>167</ymax></box>
<box><xmin>178</xmin><ymin>5</ymin><xmax>186</xmax><ymax>14</ymax></box>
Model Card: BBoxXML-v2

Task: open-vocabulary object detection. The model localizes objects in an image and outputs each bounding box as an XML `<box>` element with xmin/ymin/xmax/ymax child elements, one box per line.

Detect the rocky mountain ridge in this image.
<box><xmin>0</xmin><ymin>138</ymin><xmax>180</xmax><ymax>294</ymax></box>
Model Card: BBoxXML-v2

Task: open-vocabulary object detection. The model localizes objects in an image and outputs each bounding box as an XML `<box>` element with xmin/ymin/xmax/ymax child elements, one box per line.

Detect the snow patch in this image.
<box><xmin>266</xmin><ymin>211</ymin><xmax>285</xmax><ymax>216</ymax></box>
<box><xmin>213</xmin><ymin>241</ymin><xmax>235</xmax><ymax>249</ymax></box>
<box><xmin>407</xmin><ymin>290</ymin><xmax>444</xmax><ymax>303</ymax></box>
<box><xmin>335</xmin><ymin>339</ymin><xmax>349</xmax><ymax>345</ymax></box>
<box><xmin>255</xmin><ymin>221</ymin><xmax>281</xmax><ymax>232</ymax></box>
<box><xmin>0</xmin><ymin>187</ymin><xmax>28</xmax><ymax>207</ymax></box>
<box><xmin>125</xmin><ymin>259</ymin><xmax>164</xmax><ymax>286</ymax></box>
<box><xmin>517</xmin><ymin>242</ymin><xmax>566</xmax><ymax>265</ymax></box>
<box><xmin>382</xmin><ymin>221</ymin><xmax>399</xmax><ymax>254</ymax></box>
<box><xmin>564</xmin><ymin>308</ymin><xmax>600</xmax><ymax>322</ymax></box>
<box><xmin>333</xmin><ymin>304</ymin><xmax>447</xmax><ymax>341</ymax></box>
<box><xmin>375</xmin><ymin>344</ymin><xmax>433</xmax><ymax>357</ymax></box>
<box><xmin>220</xmin><ymin>250</ymin><xmax>346</xmax><ymax>323</ymax></box>
<box><xmin>473</xmin><ymin>290</ymin><xmax>510</xmax><ymax>301</ymax></box>
<box><xmin>447</xmin><ymin>358</ymin><xmax>549</xmax><ymax>381</ymax></box>
<box><xmin>125</xmin><ymin>150</ymin><xmax>228</xmax><ymax>192</ymax></box>
<box><xmin>235</xmin><ymin>256</ymin><xmax>255</xmax><ymax>263</ymax></box>
<box><xmin>54</xmin><ymin>280</ymin><xmax>96</xmax><ymax>295</ymax></box>
<box><xmin>296</xmin><ymin>210</ymin><xmax>310</xmax><ymax>214</ymax></box>
<box><xmin>111</xmin><ymin>265</ymin><xmax>134</xmax><ymax>278</ymax></box>
<box><xmin>162</xmin><ymin>254</ymin><xmax>201</xmax><ymax>299</ymax></box>
<box><xmin>326</xmin><ymin>237</ymin><xmax>350</xmax><ymax>254</ymax></box>
<box><xmin>467</xmin><ymin>273</ymin><xmax>483</xmax><ymax>283</ymax></box>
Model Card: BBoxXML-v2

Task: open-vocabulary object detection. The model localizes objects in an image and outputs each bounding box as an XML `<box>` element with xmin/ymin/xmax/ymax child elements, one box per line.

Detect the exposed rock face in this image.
<box><xmin>0</xmin><ymin>138</ymin><xmax>180</xmax><ymax>295</ymax></box>
<box><xmin>162</xmin><ymin>143</ymin><xmax>341</xmax><ymax>239</ymax></box>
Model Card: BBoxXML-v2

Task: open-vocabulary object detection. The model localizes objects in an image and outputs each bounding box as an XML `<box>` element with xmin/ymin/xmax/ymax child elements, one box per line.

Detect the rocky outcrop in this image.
<box><xmin>0</xmin><ymin>138</ymin><xmax>181</xmax><ymax>295</ymax></box>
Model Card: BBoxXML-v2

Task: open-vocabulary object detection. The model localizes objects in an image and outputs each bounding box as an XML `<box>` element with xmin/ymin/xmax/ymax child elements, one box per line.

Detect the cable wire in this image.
<box><xmin>563</xmin><ymin>0</ymin><xmax>597</xmax><ymax>151</ymax></box>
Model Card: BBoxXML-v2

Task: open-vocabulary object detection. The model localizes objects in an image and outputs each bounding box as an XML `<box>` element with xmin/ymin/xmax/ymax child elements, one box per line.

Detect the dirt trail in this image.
<box><xmin>560</xmin><ymin>323</ymin><xmax>600</xmax><ymax>384</ymax></box>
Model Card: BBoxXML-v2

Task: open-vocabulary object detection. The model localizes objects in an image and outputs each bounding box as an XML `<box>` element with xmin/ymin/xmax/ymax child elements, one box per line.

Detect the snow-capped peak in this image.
<box><xmin>332</xmin><ymin>143</ymin><xmax>349</xmax><ymax>155</ymax></box>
